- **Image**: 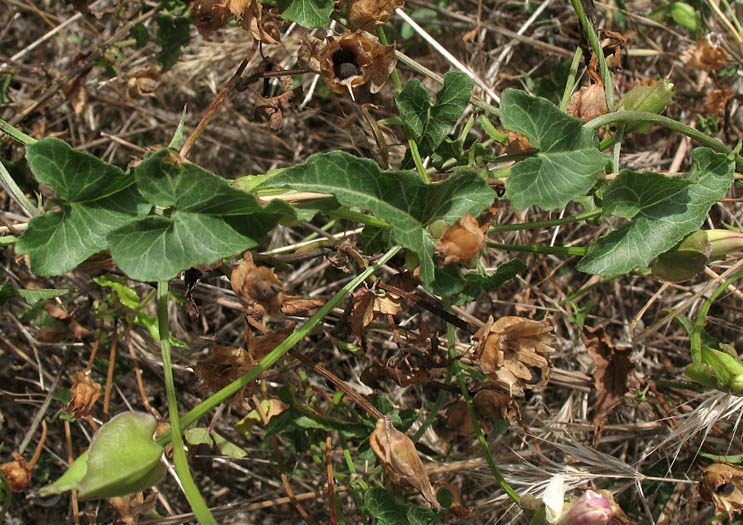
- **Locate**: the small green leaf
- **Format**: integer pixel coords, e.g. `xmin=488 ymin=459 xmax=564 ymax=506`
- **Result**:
xmin=399 ymin=73 xmax=474 ymax=168
xmin=279 ymin=0 xmax=334 ymax=28
xmin=258 ymin=151 xmax=495 ymax=289
xmin=211 ymin=432 xmax=248 ymax=459
xmin=456 ymin=259 xmax=527 ymax=305
xmin=16 ymin=138 xmax=150 ymax=276
xmin=500 ymin=89 xmax=607 ymax=211
xmin=0 ymin=74 xmax=12 ymax=105
xmin=17 ymin=288 xmax=71 ymax=306
xmin=577 ymin=148 xmax=734 ymax=275
xmin=364 ymin=487 xmax=409 ymax=525
xmin=130 ymin=23 xmax=150 ymax=48
xmin=156 ymin=16 xmax=191 ymax=72
xmin=93 ymin=275 xmax=142 ymax=310
xmin=395 ymin=80 xmax=431 ymax=142
xmin=184 ymin=427 xmax=214 ymax=447
xmin=670 ymin=2 xmax=700 ymax=33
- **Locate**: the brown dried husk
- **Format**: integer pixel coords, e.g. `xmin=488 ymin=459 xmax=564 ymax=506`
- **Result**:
xmin=435 ymin=212 xmax=485 ymax=265
xmin=699 ymin=463 xmax=743 ymax=517
xmin=475 ymin=316 xmax=554 ymax=396
xmin=301 ymin=31 xmax=396 ymax=95
xmin=370 ymin=417 xmax=439 ymax=507
xmin=347 ymin=0 xmax=404 ymax=32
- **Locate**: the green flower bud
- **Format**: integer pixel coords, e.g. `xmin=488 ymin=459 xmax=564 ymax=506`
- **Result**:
xmin=706 ymin=229 xmax=743 ymax=259
xmin=652 ymin=230 xmax=710 ymax=282
xmin=670 ymin=2 xmax=701 ymax=33
xmin=618 ymin=81 xmax=675 ymax=133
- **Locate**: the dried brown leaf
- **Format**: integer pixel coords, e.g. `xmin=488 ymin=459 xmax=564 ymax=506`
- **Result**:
xmin=699 ymin=463 xmax=743 ymax=517
xmin=231 ymin=252 xmax=285 ymax=316
xmin=582 ymin=325 xmax=633 ymax=447
xmin=347 ymin=0 xmax=404 ymax=32
xmin=192 ymin=0 xmax=232 ymax=36
xmin=473 ymin=387 xmax=520 ymax=423
xmin=193 ymin=345 xmax=254 ymax=401
xmin=238 ymin=0 xmax=283 ymax=44
xmin=704 ymin=86 xmax=734 ymax=117
xmin=505 ymin=130 xmax=535 ymax=155
xmin=280 ymin=296 xmax=324 ymax=316
xmin=567 ymin=83 xmax=608 ymax=123
xmin=681 ymin=34 xmax=728 ymax=71
xmin=248 ymin=328 xmax=292 ymax=362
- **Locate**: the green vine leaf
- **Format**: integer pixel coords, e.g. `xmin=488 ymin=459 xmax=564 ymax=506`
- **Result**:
xmin=279 ymin=0 xmax=334 ymax=28
xmin=258 ymin=151 xmax=495 ymax=291
xmin=155 ymin=15 xmax=191 ymax=72
xmin=15 ymin=138 xmax=150 ymax=276
xmin=398 ymin=72 xmax=474 ymax=168
xmin=577 ymin=148 xmax=734 ymax=276
xmin=107 ymin=150 xmax=295 ymax=282
xmin=602 ymin=170 xmax=693 ymax=218
xmin=500 ymin=89 xmax=607 ymax=211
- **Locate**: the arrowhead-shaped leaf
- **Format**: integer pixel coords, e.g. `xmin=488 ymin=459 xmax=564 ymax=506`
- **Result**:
xmin=398 ymin=72 xmax=474 ymax=168
xmin=108 ymin=151 xmax=294 ymax=281
xmin=16 ymin=138 xmax=150 ymax=276
xmin=279 ymin=0 xmax=334 ymax=28
xmin=258 ymin=151 xmax=495 ymax=290
xmin=602 ymin=170 xmax=692 ymax=218
xmin=500 ymin=89 xmax=607 ymax=211
xmin=577 ymin=148 xmax=734 ymax=275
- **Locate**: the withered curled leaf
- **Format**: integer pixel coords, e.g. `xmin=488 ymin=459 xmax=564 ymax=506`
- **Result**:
xmin=231 ymin=252 xmax=285 ymax=317
xmin=191 ymin=0 xmax=232 ymax=36
xmin=473 ymin=386 xmax=520 ymax=423
xmin=0 ymin=452 xmax=32 ymax=493
xmin=699 ymin=463 xmax=743 ymax=517
xmin=567 ymin=83 xmax=608 ymax=123
xmin=347 ymin=0 xmax=404 ymax=32
xmin=65 ymin=371 xmax=102 ymax=419
xmin=582 ymin=325 xmax=633 ymax=447
xmin=475 ymin=316 xmax=554 ymax=396
xmin=681 ymin=33 xmax=728 ymax=71
xmin=370 ymin=417 xmax=439 ymax=508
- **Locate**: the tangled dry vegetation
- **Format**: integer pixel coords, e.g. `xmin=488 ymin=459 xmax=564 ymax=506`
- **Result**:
xmin=2 ymin=0 xmax=743 ymax=523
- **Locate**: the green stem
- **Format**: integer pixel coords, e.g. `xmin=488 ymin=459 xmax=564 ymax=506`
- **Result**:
xmin=559 ymin=47 xmax=583 ymax=112
xmin=487 ymin=242 xmax=587 ymax=256
xmin=691 ymin=269 xmax=743 ymax=362
xmin=586 ymin=111 xmax=743 ymax=169
xmin=408 ymin=139 xmax=430 ymax=183
xmin=157 ymin=281 xmax=216 ymax=525
xmin=453 ymin=362 xmax=521 ymax=506
xmin=0 ymin=160 xmax=39 ymax=217
xmin=328 ymin=208 xmax=390 ymax=229
xmin=412 ymin=311 xmax=457 ymax=443
xmin=377 ymin=28 xmax=402 ymax=94
xmin=488 ymin=209 xmax=602 ymax=233
xmin=156 ymin=246 xmax=402 ymax=445
xmin=0 ymin=118 xmax=36 ymax=146
xmin=570 ymin=0 xmax=614 ymax=111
